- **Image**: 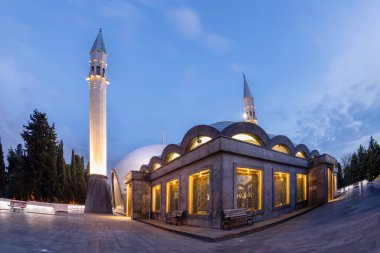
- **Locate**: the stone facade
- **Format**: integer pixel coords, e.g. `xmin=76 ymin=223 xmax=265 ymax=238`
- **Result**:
xmin=123 ymin=128 xmax=337 ymax=229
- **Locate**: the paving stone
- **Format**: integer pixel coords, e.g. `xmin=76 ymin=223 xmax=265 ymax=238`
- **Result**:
xmin=0 ymin=180 xmax=379 ymax=253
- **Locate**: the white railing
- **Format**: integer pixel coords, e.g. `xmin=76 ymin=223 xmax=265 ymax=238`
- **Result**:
xmin=0 ymin=198 xmax=85 ymax=214
xmin=68 ymin=205 xmax=85 ymax=214
xmin=336 ymin=179 xmax=369 ymax=196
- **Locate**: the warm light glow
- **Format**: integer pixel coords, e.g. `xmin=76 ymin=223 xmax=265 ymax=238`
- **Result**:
xmin=232 ymin=133 xmax=263 ymax=146
xmin=152 ymin=185 xmax=161 ymax=212
xmin=272 ymin=144 xmax=291 ymax=154
xmin=188 ymin=170 xmax=209 ymax=215
xmin=274 ymin=172 xmax=290 ymax=207
xmin=296 ymin=174 xmax=307 ymax=202
xmin=236 ymin=168 xmax=262 ymax=210
xmin=165 ymin=152 xmax=180 ymax=164
xmin=295 ymin=151 xmax=307 ymax=159
xmin=151 ymin=163 xmax=161 ymax=171
xmin=188 ymin=136 xmax=212 ymax=151
xmin=166 ymin=179 xmax=179 ymax=212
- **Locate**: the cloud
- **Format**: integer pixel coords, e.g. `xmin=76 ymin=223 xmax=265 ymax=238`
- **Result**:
xmin=99 ymin=0 xmax=145 ymax=22
xmin=167 ymin=7 xmax=230 ymax=53
xmin=290 ymin=0 xmax=380 ymax=158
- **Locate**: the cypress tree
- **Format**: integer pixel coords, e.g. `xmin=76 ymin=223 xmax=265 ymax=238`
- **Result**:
xmin=21 ymin=110 xmax=58 ymax=201
xmin=56 ymin=140 xmax=67 ymax=202
xmin=367 ymin=137 xmax=380 ymax=181
xmin=75 ymin=155 xmax=86 ymax=204
xmin=65 ymin=164 xmax=71 ymax=203
xmin=69 ymin=150 xmax=77 ymax=203
xmin=7 ymin=144 xmax=26 ymax=200
xmin=350 ymin=153 xmax=359 ymax=183
xmin=357 ymin=145 xmax=366 ymax=182
xmin=0 ymin=138 xmax=6 ymax=197
xmin=85 ymin=161 xmax=90 ymax=185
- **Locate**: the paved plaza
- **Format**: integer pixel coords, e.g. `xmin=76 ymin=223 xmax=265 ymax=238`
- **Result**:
xmin=1 ymin=180 xmax=379 ymax=253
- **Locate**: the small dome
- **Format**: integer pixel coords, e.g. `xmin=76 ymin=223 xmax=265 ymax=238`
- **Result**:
xmin=112 ymin=144 xmax=166 ymax=194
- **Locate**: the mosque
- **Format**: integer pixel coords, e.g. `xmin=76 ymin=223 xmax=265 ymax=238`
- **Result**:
xmin=87 ymin=29 xmax=338 ymax=228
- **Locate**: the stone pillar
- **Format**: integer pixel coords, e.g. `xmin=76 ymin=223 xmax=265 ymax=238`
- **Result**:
xmin=84 ymin=175 xmax=113 ymax=214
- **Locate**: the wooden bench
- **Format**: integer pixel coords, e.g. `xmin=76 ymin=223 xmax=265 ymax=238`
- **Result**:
xmin=165 ymin=210 xmax=185 ymax=225
xmin=221 ymin=208 xmax=254 ymax=230
xmin=9 ymin=200 xmax=27 ymax=213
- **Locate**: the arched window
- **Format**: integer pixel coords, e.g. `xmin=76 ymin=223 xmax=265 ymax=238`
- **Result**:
xmin=151 ymin=163 xmax=161 ymax=171
xmin=295 ymin=151 xmax=307 ymax=159
xmin=187 ymin=136 xmax=212 ymax=151
xmin=232 ymin=133 xmax=263 ymax=146
xmin=165 ymin=152 xmax=180 ymax=164
xmin=272 ymin=144 xmax=291 ymax=154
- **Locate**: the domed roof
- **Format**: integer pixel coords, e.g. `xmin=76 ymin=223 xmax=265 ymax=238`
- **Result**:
xmin=112 ymin=144 xmax=167 ymax=194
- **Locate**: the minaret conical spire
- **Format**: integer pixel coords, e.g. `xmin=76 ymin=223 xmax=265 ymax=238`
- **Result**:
xmin=91 ymin=28 xmax=107 ymax=53
xmin=243 ymin=74 xmax=252 ymax=98
xmin=243 ymin=74 xmax=258 ymax=125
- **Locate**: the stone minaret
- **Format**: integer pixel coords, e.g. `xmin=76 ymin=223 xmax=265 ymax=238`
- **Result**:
xmin=243 ymin=74 xmax=258 ymax=124
xmin=84 ymin=29 xmax=112 ymax=214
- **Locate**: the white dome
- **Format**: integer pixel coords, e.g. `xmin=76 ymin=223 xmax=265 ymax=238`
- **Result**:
xmin=112 ymin=144 xmax=167 ymax=194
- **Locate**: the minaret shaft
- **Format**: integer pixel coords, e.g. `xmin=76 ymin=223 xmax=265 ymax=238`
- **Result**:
xmin=89 ymin=76 xmax=107 ymax=175
xmin=85 ymin=29 xmax=112 ymax=214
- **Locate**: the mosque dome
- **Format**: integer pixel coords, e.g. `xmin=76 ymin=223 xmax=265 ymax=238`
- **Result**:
xmin=111 ymin=144 xmax=166 ymax=214
xmin=112 ymin=144 xmax=166 ymax=193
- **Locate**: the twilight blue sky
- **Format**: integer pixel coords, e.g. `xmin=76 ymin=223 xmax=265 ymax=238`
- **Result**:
xmin=0 ymin=0 xmax=379 ymax=171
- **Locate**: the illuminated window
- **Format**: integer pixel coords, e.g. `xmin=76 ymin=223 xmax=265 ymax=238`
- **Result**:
xmin=274 ymin=172 xmax=290 ymax=207
xmin=296 ymin=174 xmax=307 ymax=202
xmin=166 ymin=180 xmax=179 ymax=212
xmin=151 ymin=163 xmax=161 ymax=171
xmin=232 ymin=133 xmax=262 ymax=146
xmin=165 ymin=152 xmax=180 ymax=164
xmin=152 ymin=185 xmax=161 ymax=212
xmin=295 ymin=151 xmax=307 ymax=159
xmin=188 ymin=136 xmax=212 ymax=151
xmin=236 ymin=168 xmax=262 ymax=210
xmin=188 ymin=170 xmax=209 ymax=214
xmin=272 ymin=144 xmax=291 ymax=154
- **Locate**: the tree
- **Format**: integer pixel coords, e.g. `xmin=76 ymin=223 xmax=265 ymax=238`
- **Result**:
xmin=357 ymin=145 xmax=367 ymax=182
xmin=75 ymin=155 xmax=86 ymax=204
xmin=337 ymin=163 xmax=344 ymax=189
xmin=64 ymin=163 xmax=71 ymax=202
xmin=366 ymin=136 xmax=380 ymax=181
xmin=56 ymin=140 xmax=67 ymax=202
xmin=85 ymin=161 xmax=90 ymax=185
xmin=0 ymin=138 xmax=6 ymax=197
xmin=7 ymin=144 xmax=26 ymax=200
xmin=21 ymin=110 xmax=58 ymax=201
xmin=69 ymin=150 xmax=77 ymax=203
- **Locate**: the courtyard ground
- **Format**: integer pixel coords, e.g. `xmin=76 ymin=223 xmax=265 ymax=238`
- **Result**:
xmin=0 ymin=180 xmax=379 ymax=253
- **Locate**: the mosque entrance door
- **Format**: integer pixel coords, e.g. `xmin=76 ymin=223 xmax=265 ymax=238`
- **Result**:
xmin=126 ymin=183 xmax=132 ymax=217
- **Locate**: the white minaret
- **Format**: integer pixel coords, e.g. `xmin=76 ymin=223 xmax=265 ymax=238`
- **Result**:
xmin=243 ymin=74 xmax=258 ymax=124
xmin=89 ymin=28 xmax=108 ymax=176
xmin=85 ymin=29 xmax=112 ymax=214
